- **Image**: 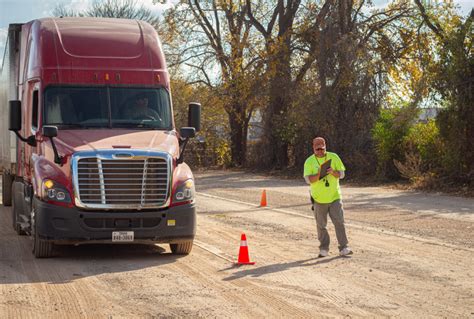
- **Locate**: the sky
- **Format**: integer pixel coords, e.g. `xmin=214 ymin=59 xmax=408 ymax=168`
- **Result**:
xmin=0 ymin=0 xmax=472 ymax=66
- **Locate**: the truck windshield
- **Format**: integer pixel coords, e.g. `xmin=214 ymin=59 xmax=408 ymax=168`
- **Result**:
xmin=43 ymin=87 xmax=172 ymax=129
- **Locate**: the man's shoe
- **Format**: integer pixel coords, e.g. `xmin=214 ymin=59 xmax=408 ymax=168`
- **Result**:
xmin=339 ymin=247 xmax=353 ymax=256
xmin=318 ymin=249 xmax=329 ymax=258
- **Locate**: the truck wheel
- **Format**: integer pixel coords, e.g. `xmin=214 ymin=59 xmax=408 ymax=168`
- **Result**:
xmin=170 ymin=240 xmax=193 ymax=255
xmin=11 ymin=190 xmax=26 ymax=235
xmin=32 ymin=209 xmax=55 ymax=258
xmin=2 ymin=172 xmax=13 ymax=206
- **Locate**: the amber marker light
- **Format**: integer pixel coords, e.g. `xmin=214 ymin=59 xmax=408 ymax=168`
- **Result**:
xmin=44 ymin=180 xmax=54 ymax=189
xmin=105 ymin=73 xmax=110 ymax=81
xmin=155 ymin=74 xmax=161 ymax=82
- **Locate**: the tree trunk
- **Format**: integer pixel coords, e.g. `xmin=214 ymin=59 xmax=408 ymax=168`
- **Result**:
xmin=261 ymin=41 xmax=292 ymax=169
xmin=228 ymin=103 xmax=247 ymax=166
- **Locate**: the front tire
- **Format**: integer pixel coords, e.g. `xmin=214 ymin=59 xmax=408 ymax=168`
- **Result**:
xmin=32 ymin=208 xmax=55 ymax=258
xmin=170 ymin=240 xmax=193 ymax=255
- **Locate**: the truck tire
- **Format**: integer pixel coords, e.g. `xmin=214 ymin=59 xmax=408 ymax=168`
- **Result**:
xmin=170 ymin=240 xmax=193 ymax=255
xmin=2 ymin=172 xmax=13 ymax=206
xmin=33 ymin=231 xmax=55 ymax=258
xmin=32 ymin=208 xmax=55 ymax=258
xmin=11 ymin=193 xmax=27 ymax=235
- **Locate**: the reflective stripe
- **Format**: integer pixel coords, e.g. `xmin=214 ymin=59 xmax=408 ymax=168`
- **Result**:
xmin=240 ymin=240 xmax=247 ymax=246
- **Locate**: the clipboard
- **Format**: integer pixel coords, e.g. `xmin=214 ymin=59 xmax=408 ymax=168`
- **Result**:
xmin=318 ymin=159 xmax=332 ymax=179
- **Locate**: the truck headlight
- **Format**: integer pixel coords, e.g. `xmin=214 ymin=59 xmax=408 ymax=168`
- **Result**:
xmin=42 ymin=179 xmax=71 ymax=203
xmin=173 ymin=179 xmax=195 ymax=203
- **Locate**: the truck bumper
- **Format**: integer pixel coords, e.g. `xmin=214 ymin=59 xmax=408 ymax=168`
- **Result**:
xmin=33 ymin=198 xmax=196 ymax=245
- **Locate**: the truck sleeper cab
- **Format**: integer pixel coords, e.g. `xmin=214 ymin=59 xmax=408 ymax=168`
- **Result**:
xmin=1 ymin=17 xmax=201 ymax=257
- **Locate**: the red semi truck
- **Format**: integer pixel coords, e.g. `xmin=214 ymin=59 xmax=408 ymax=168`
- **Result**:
xmin=0 ymin=17 xmax=201 ymax=257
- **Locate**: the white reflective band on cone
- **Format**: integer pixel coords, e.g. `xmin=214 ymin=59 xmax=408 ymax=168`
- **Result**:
xmin=240 ymin=240 xmax=248 ymax=246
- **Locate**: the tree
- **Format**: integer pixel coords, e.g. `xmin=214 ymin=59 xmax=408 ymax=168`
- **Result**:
xmin=309 ymin=1 xmax=414 ymax=172
xmin=245 ymin=0 xmax=411 ymax=171
xmin=246 ymin=0 xmax=311 ymax=169
xmin=163 ymin=1 xmax=264 ymax=166
xmin=53 ymin=0 xmax=160 ymax=29
xmin=413 ymin=1 xmax=473 ymax=182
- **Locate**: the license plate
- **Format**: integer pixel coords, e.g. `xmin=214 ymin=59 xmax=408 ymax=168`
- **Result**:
xmin=112 ymin=231 xmax=134 ymax=242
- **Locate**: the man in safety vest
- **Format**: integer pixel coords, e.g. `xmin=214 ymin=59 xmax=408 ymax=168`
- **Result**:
xmin=304 ymin=137 xmax=353 ymax=257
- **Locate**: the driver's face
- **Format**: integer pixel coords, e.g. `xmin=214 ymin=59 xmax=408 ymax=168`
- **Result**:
xmin=136 ymin=97 xmax=148 ymax=107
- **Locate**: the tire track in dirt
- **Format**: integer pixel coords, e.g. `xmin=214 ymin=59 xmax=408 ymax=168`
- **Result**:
xmin=198 ymin=192 xmax=474 ymax=252
xmin=194 ymin=208 xmax=372 ymax=317
xmin=196 ymin=193 xmax=473 ymax=317
xmin=171 ymin=251 xmax=316 ymax=318
xmin=0 ymin=205 xmax=123 ymax=318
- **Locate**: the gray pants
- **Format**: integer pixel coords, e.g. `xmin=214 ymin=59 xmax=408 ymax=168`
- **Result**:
xmin=313 ymin=199 xmax=348 ymax=251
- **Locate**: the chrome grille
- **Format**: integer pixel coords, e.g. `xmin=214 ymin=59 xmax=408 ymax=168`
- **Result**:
xmin=73 ymin=151 xmax=171 ymax=209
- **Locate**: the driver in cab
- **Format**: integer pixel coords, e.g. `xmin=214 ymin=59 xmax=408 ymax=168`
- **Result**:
xmin=123 ymin=93 xmax=160 ymax=121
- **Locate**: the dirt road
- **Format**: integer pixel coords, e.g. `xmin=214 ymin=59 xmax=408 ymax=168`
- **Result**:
xmin=1 ymin=170 xmax=473 ymax=318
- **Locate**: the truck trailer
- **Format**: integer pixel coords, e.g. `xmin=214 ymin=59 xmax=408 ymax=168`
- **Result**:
xmin=0 ymin=17 xmax=201 ymax=258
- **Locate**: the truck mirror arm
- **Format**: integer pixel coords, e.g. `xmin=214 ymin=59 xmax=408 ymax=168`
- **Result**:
xmin=48 ymin=137 xmax=64 ymax=166
xmin=13 ymin=131 xmax=37 ymax=147
xmin=177 ymin=137 xmax=189 ymax=165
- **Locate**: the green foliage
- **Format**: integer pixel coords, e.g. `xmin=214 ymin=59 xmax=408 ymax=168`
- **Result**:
xmin=372 ymin=106 xmax=418 ymax=178
xmin=406 ymin=120 xmax=442 ymax=168
xmin=413 ymin=1 xmax=473 ymax=184
xmin=171 ymin=77 xmax=234 ymax=168
xmin=401 ymin=119 xmax=446 ymax=179
xmin=214 ymin=141 xmax=232 ymax=167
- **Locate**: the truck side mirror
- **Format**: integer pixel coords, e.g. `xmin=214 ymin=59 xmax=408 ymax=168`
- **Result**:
xmin=9 ymin=100 xmax=21 ymax=131
xmin=9 ymin=100 xmax=36 ymax=146
xmin=188 ymin=102 xmax=201 ymax=132
xmin=177 ymin=127 xmax=196 ymax=165
xmin=42 ymin=125 xmax=62 ymax=165
xmin=42 ymin=125 xmax=58 ymax=138
xmin=179 ymin=127 xmax=196 ymax=139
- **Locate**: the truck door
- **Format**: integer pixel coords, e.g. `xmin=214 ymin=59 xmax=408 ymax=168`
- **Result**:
xmin=23 ymin=80 xmax=40 ymax=182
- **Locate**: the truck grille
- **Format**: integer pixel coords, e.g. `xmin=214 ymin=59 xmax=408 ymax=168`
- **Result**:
xmin=73 ymin=152 xmax=170 ymax=209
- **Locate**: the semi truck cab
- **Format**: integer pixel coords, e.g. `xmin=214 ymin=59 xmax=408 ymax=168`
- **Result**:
xmin=1 ymin=17 xmax=201 ymax=257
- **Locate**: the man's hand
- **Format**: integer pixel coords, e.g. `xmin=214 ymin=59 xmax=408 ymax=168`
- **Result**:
xmin=307 ymin=173 xmax=319 ymax=183
xmin=327 ymin=167 xmax=340 ymax=178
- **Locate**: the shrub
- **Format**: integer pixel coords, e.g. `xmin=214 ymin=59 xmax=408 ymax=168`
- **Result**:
xmin=372 ymin=106 xmax=417 ymax=179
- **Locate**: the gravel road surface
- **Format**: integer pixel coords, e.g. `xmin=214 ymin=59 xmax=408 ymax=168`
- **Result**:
xmin=1 ymin=170 xmax=472 ymax=318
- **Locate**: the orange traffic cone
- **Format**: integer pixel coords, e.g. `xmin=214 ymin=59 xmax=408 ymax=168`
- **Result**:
xmin=236 ymin=233 xmax=255 ymax=265
xmin=259 ymin=189 xmax=267 ymax=207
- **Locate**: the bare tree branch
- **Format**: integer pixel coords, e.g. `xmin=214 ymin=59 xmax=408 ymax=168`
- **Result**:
xmin=245 ymin=0 xmax=270 ymax=37
xmin=413 ymin=0 xmax=444 ymax=40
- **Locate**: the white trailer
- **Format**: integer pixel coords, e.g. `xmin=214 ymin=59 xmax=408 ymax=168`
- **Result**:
xmin=1 ymin=24 xmax=22 ymax=206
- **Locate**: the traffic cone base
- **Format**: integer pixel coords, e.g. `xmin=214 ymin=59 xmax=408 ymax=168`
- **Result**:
xmin=259 ymin=189 xmax=267 ymax=207
xmin=236 ymin=233 xmax=255 ymax=265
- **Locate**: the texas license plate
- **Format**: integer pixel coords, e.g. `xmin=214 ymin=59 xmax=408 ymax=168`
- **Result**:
xmin=112 ymin=231 xmax=134 ymax=242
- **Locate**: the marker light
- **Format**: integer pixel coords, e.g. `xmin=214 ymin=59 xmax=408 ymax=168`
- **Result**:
xmin=105 ymin=73 xmax=110 ymax=81
xmin=42 ymin=180 xmax=71 ymax=203
xmin=44 ymin=179 xmax=54 ymax=189
xmin=173 ymin=179 xmax=195 ymax=203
